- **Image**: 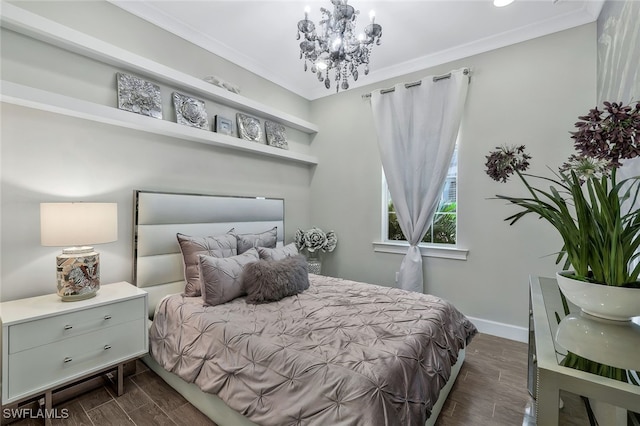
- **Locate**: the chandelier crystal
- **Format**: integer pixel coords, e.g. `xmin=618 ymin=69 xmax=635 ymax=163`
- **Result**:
xmin=296 ymin=0 xmax=382 ymax=92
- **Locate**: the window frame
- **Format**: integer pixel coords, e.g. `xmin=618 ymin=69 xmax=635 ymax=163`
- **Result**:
xmin=376 ymin=146 xmax=468 ymax=261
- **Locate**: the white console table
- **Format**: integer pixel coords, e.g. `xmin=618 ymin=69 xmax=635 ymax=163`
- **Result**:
xmin=529 ymin=276 xmax=640 ymax=425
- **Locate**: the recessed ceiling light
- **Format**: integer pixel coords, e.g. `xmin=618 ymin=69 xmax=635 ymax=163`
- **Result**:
xmin=494 ymin=0 xmax=515 ymax=7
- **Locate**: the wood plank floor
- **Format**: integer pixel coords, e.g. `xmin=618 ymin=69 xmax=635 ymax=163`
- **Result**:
xmin=436 ymin=333 xmax=588 ymax=426
xmin=7 ymin=333 xmax=591 ymax=425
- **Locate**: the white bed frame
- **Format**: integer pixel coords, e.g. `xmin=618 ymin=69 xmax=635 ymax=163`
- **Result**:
xmin=133 ymin=190 xmax=465 ymax=426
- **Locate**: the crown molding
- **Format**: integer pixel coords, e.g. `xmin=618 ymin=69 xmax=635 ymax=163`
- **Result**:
xmin=107 ymin=1 xmax=313 ymax=99
xmin=306 ymin=2 xmax=603 ymax=100
xmin=109 ymin=1 xmax=603 ymax=101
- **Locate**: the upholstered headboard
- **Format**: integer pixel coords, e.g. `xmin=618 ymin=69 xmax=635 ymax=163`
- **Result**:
xmin=133 ymin=190 xmax=284 ymax=317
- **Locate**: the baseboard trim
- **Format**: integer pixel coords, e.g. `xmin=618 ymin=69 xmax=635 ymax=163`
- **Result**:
xmin=467 ymin=316 xmax=528 ymax=343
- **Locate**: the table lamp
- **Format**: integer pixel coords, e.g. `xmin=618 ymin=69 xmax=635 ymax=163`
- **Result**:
xmin=40 ymin=202 xmax=118 ymax=301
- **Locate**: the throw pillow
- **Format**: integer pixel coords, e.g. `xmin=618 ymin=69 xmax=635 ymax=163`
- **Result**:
xmin=199 ymin=248 xmax=259 ymax=306
xmin=177 ymin=232 xmax=237 ymax=297
xmin=257 ymin=242 xmax=299 ymax=261
xmin=242 ymin=255 xmax=309 ymax=304
xmin=235 ymin=226 xmax=277 ymax=254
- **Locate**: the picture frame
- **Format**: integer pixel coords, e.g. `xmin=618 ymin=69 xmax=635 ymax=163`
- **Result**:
xmin=172 ymin=92 xmax=209 ymax=130
xmin=236 ymin=113 xmax=262 ymax=142
xmin=265 ymin=120 xmax=288 ymax=150
xmin=116 ymin=73 xmax=162 ymax=119
xmin=215 ymin=115 xmax=233 ymax=135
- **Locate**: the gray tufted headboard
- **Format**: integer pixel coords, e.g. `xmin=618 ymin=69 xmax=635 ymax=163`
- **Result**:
xmin=133 ymin=190 xmax=284 ymax=317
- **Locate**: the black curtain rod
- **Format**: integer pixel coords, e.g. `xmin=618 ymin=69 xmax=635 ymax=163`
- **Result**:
xmin=362 ymin=68 xmax=470 ymax=99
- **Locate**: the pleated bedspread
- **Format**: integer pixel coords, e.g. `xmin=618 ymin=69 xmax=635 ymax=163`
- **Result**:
xmin=149 ymin=274 xmax=477 ymax=426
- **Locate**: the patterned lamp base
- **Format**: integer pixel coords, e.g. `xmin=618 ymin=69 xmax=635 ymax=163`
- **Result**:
xmin=56 ymin=247 xmax=100 ymax=301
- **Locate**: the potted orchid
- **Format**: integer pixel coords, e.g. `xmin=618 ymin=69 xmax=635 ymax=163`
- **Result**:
xmin=485 ymin=101 xmax=640 ymax=320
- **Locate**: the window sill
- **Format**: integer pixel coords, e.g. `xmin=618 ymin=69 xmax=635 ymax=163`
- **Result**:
xmin=372 ymin=241 xmax=469 ymax=261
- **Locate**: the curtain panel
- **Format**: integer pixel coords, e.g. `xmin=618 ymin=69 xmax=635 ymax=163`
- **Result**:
xmin=371 ymin=68 xmax=469 ymax=293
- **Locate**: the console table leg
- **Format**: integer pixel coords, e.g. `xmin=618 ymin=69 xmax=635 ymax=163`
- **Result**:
xmin=536 ymin=372 xmax=560 ymax=425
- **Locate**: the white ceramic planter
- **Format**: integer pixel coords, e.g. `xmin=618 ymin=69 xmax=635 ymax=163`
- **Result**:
xmin=555 ymin=313 xmax=640 ymax=371
xmin=556 ymin=271 xmax=640 ymax=321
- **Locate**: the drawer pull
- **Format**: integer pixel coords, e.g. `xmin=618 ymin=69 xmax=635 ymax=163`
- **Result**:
xmin=104 ymin=345 xmax=112 ymax=350
xmin=63 ymin=357 xmax=73 ymax=363
xmin=64 ymin=325 xmax=73 ymax=330
xmin=104 ymin=315 xmax=112 ymax=320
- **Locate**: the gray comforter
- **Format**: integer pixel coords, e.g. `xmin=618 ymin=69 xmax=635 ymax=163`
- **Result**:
xmin=149 ymin=274 xmax=477 ymax=426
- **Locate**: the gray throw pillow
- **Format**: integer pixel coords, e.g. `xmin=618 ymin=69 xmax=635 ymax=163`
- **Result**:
xmin=242 ymin=255 xmax=309 ymax=304
xmin=199 ymin=248 xmax=259 ymax=306
xmin=235 ymin=226 xmax=277 ymax=254
xmin=257 ymin=242 xmax=299 ymax=261
xmin=177 ymin=232 xmax=237 ymax=297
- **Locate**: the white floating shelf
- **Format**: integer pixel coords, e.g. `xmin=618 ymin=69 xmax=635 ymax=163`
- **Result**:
xmin=1 ymin=81 xmax=319 ymax=165
xmin=0 ymin=2 xmax=319 ymax=135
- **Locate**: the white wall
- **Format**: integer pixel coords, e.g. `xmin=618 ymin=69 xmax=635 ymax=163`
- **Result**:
xmin=309 ymin=24 xmax=597 ymax=338
xmin=0 ymin=1 xmax=313 ymax=302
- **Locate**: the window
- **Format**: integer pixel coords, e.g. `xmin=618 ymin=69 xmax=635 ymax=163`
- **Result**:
xmin=384 ymin=147 xmax=458 ymax=245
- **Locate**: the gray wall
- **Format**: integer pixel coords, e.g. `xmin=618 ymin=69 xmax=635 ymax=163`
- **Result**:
xmin=0 ymin=1 xmax=313 ymax=302
xmin=597 ymin=0 xmax=640 ymax=104
xmin=309 ymin=24 xmax=597 ymax=335
xmin=7 ymin=1 xmax=312 ymax=118
xmin=0 ymin=1 xmax=601 ymax=339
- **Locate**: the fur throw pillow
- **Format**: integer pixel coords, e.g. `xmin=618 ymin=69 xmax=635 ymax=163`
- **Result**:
xmin=242 ymin=255 xmax=309 ymax=304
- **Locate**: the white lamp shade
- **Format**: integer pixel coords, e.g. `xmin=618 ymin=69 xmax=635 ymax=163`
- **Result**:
xmin=41 ymin=203 xmax=118 ymax=247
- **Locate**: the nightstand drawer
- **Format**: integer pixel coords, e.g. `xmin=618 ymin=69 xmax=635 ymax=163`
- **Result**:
xmin=6 ymin=318 xmax=146 ymax=403
xmin=8 ymin=297 xmax=145 ymax=354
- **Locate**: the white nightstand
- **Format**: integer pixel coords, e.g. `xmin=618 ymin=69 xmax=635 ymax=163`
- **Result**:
xmin=0 ymin=282 xmax=148 ymax=415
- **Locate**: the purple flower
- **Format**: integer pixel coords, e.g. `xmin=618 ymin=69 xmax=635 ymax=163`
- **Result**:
xmin=485 ymin=145 xmax=531 ymax=183
xmin=484 ymin=101 xmax=640 ymax=287
xmin=570 ymin=101 xmax=640 ymax=167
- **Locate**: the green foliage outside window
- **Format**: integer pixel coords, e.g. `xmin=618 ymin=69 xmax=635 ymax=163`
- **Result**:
xmin=387 ymin=201 xmax=457 ymax=244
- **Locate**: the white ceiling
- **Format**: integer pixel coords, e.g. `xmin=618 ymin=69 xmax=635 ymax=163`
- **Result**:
xmin=110 ymin=0 xmax=604 ymax=100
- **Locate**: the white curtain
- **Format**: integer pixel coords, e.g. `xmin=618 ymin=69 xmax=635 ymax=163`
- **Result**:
xmin=371 ymin=68 xmax=469 ymax=293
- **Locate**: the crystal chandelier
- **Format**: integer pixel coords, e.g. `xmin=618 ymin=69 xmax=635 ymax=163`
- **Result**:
xmin=296 ymin=0 xmax=382 ymax=92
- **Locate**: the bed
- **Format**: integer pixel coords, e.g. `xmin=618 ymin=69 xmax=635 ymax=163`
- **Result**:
xmin=133 ymin=190 xmax=477 ymax=426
